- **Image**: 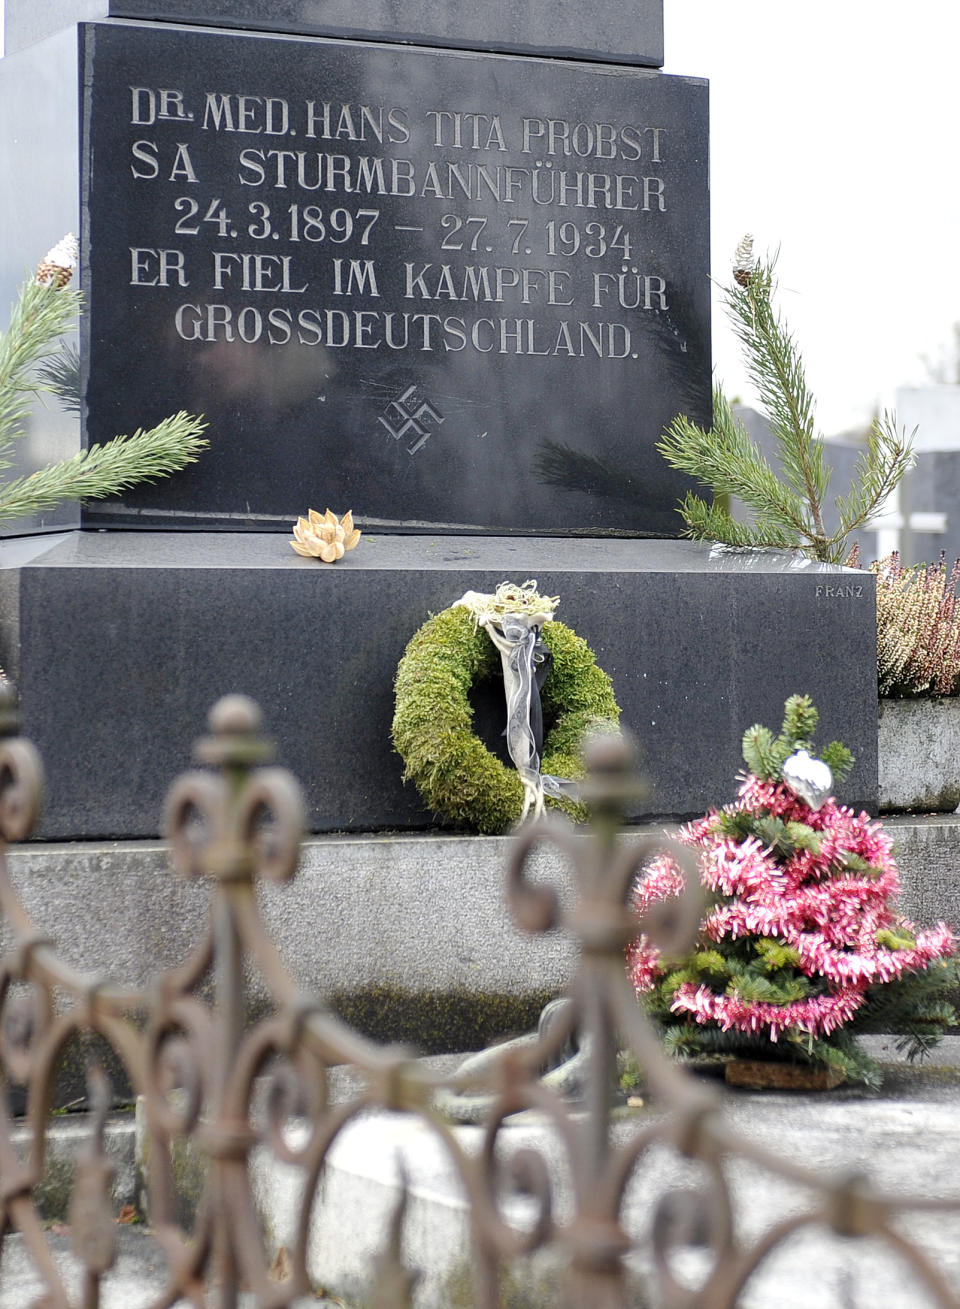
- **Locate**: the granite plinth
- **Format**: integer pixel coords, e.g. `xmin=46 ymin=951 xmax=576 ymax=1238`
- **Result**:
xmin=0 ymin=534 xmax=878 ymax=839
xmin=77 ymin=20 xmax=707 ymax=533
xmin=5 ymin=0 xmax=664 ymax=66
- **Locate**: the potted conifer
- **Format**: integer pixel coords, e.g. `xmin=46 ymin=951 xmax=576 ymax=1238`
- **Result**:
xmin=628 ymin=696 xmax=958 ymax=1088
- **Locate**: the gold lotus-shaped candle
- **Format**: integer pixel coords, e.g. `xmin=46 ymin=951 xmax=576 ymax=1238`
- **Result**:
xmin=290 ymin=508 xmax=361 ymax=562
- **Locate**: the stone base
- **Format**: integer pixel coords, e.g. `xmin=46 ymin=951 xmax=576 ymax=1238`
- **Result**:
xmin=3 ymin=814 xmax=954 ymax=1112
xmin=0 ymin=533 xmax=878 ymax=840
xmin=5 ymin=815 xmax=951 ymax=1006
xmin=879 ymin=697 xmax=960 ymax=813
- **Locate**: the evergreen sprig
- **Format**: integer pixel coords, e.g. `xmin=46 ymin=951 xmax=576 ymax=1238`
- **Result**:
xmin=0 ymin=270 xmax=209 ymax=524
xmin=0 ymin=279 xmax=81 ymax=472
xmin=741 ymin=693 xmax=853 ymax=784
xmin=0 ymin=412 xmax=208 ymax=521
xmin=849 ymin=959 xmax=960 ymax=1062
xmin=34 ymin=341 xmax=82 ymax=414
xmin=820 ymin=740 xmax=855 ymax=782
xmin=658 ymin=247 xmax=915 ymax=563
xmin=802 ymin=1035 xmax=883 ymax=1091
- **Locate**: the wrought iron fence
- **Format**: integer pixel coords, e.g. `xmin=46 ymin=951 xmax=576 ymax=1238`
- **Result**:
xmin=0 ymin=692 xmax=959 ymax=1307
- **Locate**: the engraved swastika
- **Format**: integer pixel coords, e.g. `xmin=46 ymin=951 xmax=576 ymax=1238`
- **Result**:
xmin=378 ymin=384 xmax=445 ymax=456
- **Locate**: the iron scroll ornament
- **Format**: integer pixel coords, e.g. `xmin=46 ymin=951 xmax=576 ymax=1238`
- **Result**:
xmin=1 ymin=697 xmax=960 ymax=1304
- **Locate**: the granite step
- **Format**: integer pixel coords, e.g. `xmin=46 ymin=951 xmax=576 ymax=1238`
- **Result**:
xmin=5 ymin=816 xmax=959 ymax=1011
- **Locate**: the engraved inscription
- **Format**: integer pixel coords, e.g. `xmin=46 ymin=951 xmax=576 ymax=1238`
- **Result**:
xmin=815 ymin=585 xmax=865 ymax=599
xmin=120 ymin=77 xmax=679 ymax=375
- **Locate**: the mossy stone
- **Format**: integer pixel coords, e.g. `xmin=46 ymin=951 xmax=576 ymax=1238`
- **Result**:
xmin=330 ymin=985 xmax=558 ymax=1054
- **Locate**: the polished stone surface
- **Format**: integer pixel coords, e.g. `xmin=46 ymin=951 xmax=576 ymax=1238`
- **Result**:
xmin=0 ymin=534 xmax=878 ymax=839
xmin=79 ymin=20 xmax=708 ymax=533
xmin=5 ymin=0 xmax=664 ymax=65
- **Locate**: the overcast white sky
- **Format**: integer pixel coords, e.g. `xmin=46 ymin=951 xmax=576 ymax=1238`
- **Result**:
xmin=663 ymin=0 xmax=960 ymax=435
xmin=3 ymin=2 xmax=959 ymax=436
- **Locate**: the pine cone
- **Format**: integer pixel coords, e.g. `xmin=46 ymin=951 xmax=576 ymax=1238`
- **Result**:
xmin=36 ymin=233 xmax=79 ymax=288
xmin=732 ymin=233 xmax=755 ymax=287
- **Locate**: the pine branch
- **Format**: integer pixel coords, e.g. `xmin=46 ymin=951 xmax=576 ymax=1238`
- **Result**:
xmin=741 ymin=724 xmax=783 ymax=780
xmin=784 ymin=821 xmax=821 ymax=853
xmin=661 ymin=394 xmax=811 ymax=535
xmin=34 ymin=342 xmax=82 ymax=414
xmin=833 ymin=412 xmax=916 ymax=549
xmin=0 ymin=412 xmax=208 ymax=523
xmin=755 ymin=938 xmax=803 ymax=970
xmin=693 ymin=949 xmax=730 ymax=977
xmin=779 ymin=693 xmax=819 ymax=747
xmin=661 ymin=242 xmax=915 ymax=563
xmin=0 ymin=248 xmax=208 ymax=524
xmin=723 ymin=259 xmax=829 ymax=542
xmin=806 ymin=1037 xmax=883 ymax=1089
xmin=0 ymin=279 xmax=81 ymax=467
xmin=847 ymin=959 xmax=959 ymax=1064
xmin=820 ymin=740 xmax=854 ymax=783
xmin=675 ymin=494 xmax=797 ymax=550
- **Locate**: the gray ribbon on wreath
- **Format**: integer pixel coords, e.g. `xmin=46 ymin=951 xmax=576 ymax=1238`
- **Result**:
xmin=455 ymin=582 xmax=581 ymax=821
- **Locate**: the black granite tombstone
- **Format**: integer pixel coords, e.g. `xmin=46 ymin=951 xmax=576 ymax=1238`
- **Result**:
xmin=0 ymin=2 xmax=883 ymax=837
xmin=2 ymin=6 xmax=705 ymax=534
xmin=78 ymin=21 xmax=708 ymax=531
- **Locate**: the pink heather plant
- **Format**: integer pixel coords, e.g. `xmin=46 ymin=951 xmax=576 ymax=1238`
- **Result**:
xmin=628 ymin=697 xmax=958 ymax=1086
xmin=872 ymin=551 xmax=960 ymax=697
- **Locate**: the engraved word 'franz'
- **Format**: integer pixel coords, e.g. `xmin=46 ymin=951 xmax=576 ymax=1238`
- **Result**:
xmin=815 ymin=584 xmax=865 ymax=599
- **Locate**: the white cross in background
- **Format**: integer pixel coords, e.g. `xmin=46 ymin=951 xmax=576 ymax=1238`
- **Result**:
xmin=866 ymin=478 xmax=946 ymax=562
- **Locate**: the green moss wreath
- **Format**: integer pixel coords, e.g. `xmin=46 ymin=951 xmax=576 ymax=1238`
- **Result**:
xmin=392 ymin=604 xmax=620 ymax=833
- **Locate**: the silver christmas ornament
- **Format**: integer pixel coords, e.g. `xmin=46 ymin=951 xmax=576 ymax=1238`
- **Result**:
xmin=781 ymin=749 xmax=833 ymax=810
